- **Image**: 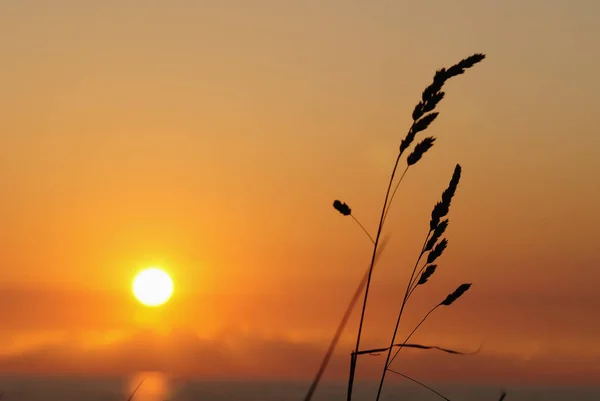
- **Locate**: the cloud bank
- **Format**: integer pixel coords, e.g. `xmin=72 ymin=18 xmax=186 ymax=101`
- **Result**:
xmin=0 ymin=328 xmax=598 ymax=385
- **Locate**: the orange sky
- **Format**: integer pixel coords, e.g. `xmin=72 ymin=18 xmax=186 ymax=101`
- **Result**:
xmin=1 ymin=0 xmax=599 ymax=384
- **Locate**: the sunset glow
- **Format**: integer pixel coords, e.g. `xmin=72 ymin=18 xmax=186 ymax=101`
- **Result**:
xmin=0 ymin=0 xmax=599 ymax=390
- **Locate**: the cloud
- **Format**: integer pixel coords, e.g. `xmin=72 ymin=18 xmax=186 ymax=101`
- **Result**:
xmin=0 ymin=328 xmax=598 ymax=384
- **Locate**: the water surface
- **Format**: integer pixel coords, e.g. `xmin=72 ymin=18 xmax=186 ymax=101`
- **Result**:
xmin=0 ymin=373 xmax=597 ymax=400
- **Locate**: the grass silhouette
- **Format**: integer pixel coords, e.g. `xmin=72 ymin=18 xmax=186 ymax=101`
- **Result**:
xmin=302 ymin=53 xmax=507 ymax=401
xmin=0 ymin=54 xmax=501 ymax=401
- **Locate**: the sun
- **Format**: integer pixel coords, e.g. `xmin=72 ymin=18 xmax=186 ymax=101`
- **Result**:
xmin=132 ymin=267 xmax=174 ymax=307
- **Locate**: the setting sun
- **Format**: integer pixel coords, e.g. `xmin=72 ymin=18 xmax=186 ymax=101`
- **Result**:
xmin=132 ymin=268 xmax=174 ymax=307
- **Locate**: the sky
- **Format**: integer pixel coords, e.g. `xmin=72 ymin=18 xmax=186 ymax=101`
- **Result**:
xmin=0 ymin=0 xmax=599 ymax=385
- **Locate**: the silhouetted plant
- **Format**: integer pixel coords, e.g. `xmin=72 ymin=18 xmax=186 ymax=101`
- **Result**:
xmin=127 ymin=380 xmax=145 ymax=401
xmin=302 ymin=53 xmax=507 ymax=401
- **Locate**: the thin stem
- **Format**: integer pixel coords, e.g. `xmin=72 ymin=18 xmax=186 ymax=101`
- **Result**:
xmin=382 ymin=165 xmax=409 ymax=225
xmin=126 ymin=380 xmax=145 ymax=401
xmin=387 ymin=304 xmax=440 ymax=368
xmin=387 ymin=368 xmax=452 ymax=401
xmin=346 ymin=352 xmax=356 ymax=400
xmin=406 ymin=261 xmax=428 ymax=299
xmin=303 ymin=236 xmax=391 ymax=401
xmin=356 ymin=342 xmax=478 ymax=356
xmin=302 ymin=266 xmax=370 ymax=401
xmin=406 ymin=281 xmax=419 ymax=301
xmin=375 ymin=231 xmax=431 ymax=401
xmin=410 ymin=262 xmax=428 ymax=289
xmin=351 ymin=214 xmax=375 ymax=244
xmin=347 ymin=152 xmax=403 ymax=401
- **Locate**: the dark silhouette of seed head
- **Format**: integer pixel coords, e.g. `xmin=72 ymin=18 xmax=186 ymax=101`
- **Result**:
xmin=427 ymin=238 xmax=447 ymax=264
xmin=305 ymin=52 xmax=487 ymax=401
xmin=445 ymin=53 xmax=486 ymax=79
xmin=418 ymin=264 xmax=437 ymax=285
xmin=440 ymin=283 xmax=472 ymax=306
xmin=412 ymin=112 xmax=439 ymax=135
xmin=430 ymin=164 xmax=461 ymax=230
xmin=407 ymin=137 xmax=436 ymax=166
xmin=420 ymin=70 xmax=445 ymax=104
xmin=429 ymin=201 xmax=445 ymax=231
xmin=430 ymin=200 xmax=452 ymax=230
xmin=408 ymin=52 xmax=485 ymax=143
xmin=411 ymin=92 xmax=445 ymax=126
xmin=425 ymin=219 xmax=448 ymax=252
xmin=413 ymin=54 xmax=485 ymax=122
xmin=400 ymin=113 xmax=439 ymax=154
xmin=333 ymin=200 xmax=351 ymax=216
xmin=422 ymin=91 xmax=445 ymax=115
xmin=442 ymin=164 xmax=462 ymax=205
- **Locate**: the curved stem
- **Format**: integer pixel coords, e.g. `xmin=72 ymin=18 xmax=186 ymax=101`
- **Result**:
xmin=406 ymin=282 xmax=418 ymax=301
xmin=387 ymin=368 xmax=452 ymax=401
xmin=302 ymin=266 xmax=369 ymax=401
xmin=127 ymin=380 xmax=145 ymax=401
xmin=351 ymin=214 xmax=375 ymax=244
xmin=302 ymin=235 xmax=392 ymax=401
xmin=347 ymin=152 xmax=402 ymax=401
xmin=387 ymin=304 xmax=439 ymax=368
xmin=406 ymin=261 xmax=429 ymax=299
xmin=375 ymin=231 xmax=431 ymax=401
xmin=382 ymin=165 xmax=409 ymax=225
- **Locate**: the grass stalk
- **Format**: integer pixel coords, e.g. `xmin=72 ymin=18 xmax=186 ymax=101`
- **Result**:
xmin=347 ymin=150 xmax=407 ymax=401
xmin=387 ymin=368 xmax=452 ymax=401
xmin=306 ymin=52 xmax=486 ymax=401
xmin=407 ymin=261 xmax=430 ymax=299
xmin=382 ymin=166 xmax=409 ymax=225
xmin=387 ymin=305 xmax=439 ymax=368
xmin=302 ymin=236 xmax=392 ymax=401
xmin=302 ymin=265 xmax=370 ymax=401
xmin=351 ymin=214 xmax=375 ymax=244
xmin=375 ymin=231 xmax=431 ymax=400
xmin=387 ymin=282 xmax=474 ymax=370
xmin=126 ymin=379 xmax=145 ymax=401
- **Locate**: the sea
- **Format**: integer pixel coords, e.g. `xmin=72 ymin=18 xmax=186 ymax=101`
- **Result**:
xmin=0 ymin=373 xmax=598 ymax=401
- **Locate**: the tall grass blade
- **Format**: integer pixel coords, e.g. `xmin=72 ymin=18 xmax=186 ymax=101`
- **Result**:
xmin=302 ymin=235 xmax=392 ymax=401
xmin=126 ymin=380 xmax=145 ymax=401
xmin=356 ymin=342 xmax=480 ymax=356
